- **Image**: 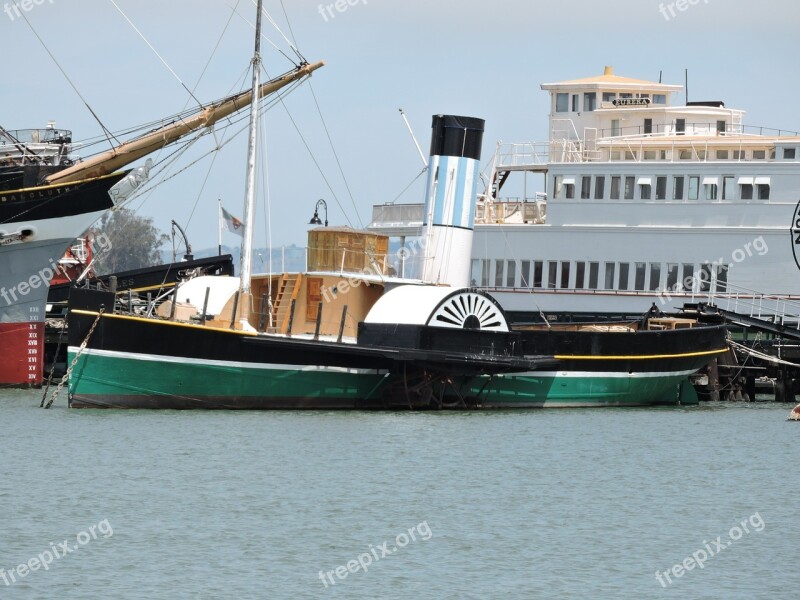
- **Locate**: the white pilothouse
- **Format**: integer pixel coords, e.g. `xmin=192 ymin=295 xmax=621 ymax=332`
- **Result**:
xmin=371 ymin=66 xmax=800 ymax=322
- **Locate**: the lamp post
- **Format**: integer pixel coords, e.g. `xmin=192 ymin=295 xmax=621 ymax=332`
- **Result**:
xmin=309 ymin=198 xmax=328 ymax=227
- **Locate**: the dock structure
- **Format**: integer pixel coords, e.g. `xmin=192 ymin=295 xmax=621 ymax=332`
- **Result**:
xmin=683 ymin=293 xmax=800 ymax=403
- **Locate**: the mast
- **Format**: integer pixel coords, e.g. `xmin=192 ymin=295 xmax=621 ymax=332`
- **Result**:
xmin=237 ymin=0 xmax=264 ymax=327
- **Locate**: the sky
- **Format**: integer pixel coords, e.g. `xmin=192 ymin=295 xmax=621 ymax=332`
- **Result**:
xmin=3 ymin=0 xmax=800 ymax=252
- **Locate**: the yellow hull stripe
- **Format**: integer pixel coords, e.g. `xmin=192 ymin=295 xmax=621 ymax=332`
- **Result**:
xmin=554 ymin=348 xmax=728 ymax=361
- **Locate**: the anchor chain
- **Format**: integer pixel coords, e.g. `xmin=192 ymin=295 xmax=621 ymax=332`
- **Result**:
xmin=43 ymin=307 xmax=104 ymax=409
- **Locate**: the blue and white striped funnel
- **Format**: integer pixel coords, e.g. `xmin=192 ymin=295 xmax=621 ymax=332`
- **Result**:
xmin=421 ymin=114 xmax=485 ymax=286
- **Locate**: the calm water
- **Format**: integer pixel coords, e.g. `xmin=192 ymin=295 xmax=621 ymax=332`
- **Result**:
xmin=0 ymin=389 xmax=797 ymax=599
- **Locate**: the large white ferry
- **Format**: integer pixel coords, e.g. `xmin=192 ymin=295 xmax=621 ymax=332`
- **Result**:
xmin=371 ymin=66 xmax=800 ymax=322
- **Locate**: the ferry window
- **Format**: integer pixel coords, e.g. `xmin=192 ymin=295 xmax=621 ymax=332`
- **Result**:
xmin=575 ymin=262 xmax=586 ymax=288
xmin=565 ymin=181 xmax=575 ymax=199
xmin=757 ymin=184 xmax=770 ymax=200
xmin=554 ymin=175 xmax=563 ymax=199
xmin=666 ymin=263 xmax=679 ymax=291
xmin=520 ymin=260 xmax=531 ymax=288
xmin=717 ymin=120 xmax=726 ymax=134
xmin=676 ymin=119 xmax=686 ymax=135
xmin=547 ymin=261 xmax=558 ymax=289
xmin=480 ymin=259 xmax=490 ymax=287
xmin=507 ymin=260 xmax=517 ymax=288
xmin=653 ymin=94 xmax=667 ymax=105
xmin=770 ymin=148 xmax=776 ymax=159
xmin=660 ymin=150 xmax=668 ymax=160
xmin=697 ymin=150 xmax=706 ymax=161
xmin=644 ymin=119 xmax=653 ymax=135
xmin=560 ymin=262 xmax=571 ymax=288
xmin=634 ymin=262 xmax=647 ymax=291
xmin=604 ymin=263 xmax=616 ymax=290
xmin=588 ymin=262 xmax=599 ymax=289
xmin=703 ymin=177 xmax=719 ymax=200
xmin=624 ymin=176 xmax=635 ymax=200
xmin=556 ymin=93 xmax=568 ymax=113
xmin=656 ymin=176 xmax=667 ymax=200
xmin=603 ymin=92 xmax=616 ymax=103
xmin=640 ymin=182 xmax=652 ymax=200
xmin=716 ymin=264 xmax=729 ymax=293
xmin=572 ymin=95 xmax=579 ymax=112
xmin=688 ymin=176 xmax=700 ymax=201
xmin=699 ymin=263 xmax=712 ymax=293
xmin=716 ymin=149 xmax=729 ymax=160
xmin=753 ymin=150 xmax=766 ymax=160
xmin=722 ymin=176 xmax=735 ymax=200
xmin=610 ymin=151 xmax=621 ymax=161
xmin=679 ymin=149 xmax=693 ymax=160
xmin=584 ymin=93 xmax=597 ymax=112
xmin=471 ymin=259 xmax=481 ymax=286
xmin=618 ymin=263 xmax=630 ymax=290
xmin=610 ymin=176 xmax=621 ymax=199
xmin=649 ymin=263 xmax=662 ymax=291
xmin=643 ymin=150 xmax=656 ymax=160
xmin=494 ymin=260 xmax=505 ymax=287
xmin=733 ymin=150 xmax=745 ymax=160
xmin=624 ymin=150 xmax=637 ymax=161
xmin=581 ymin=176 xmax=591 ymax=199
xmin=619 ymin=93 xmax=633 ymax=99
xmin=638 ymin=94 xmax=651 ymax=101
xmin=594 ymin=176 xmax=605 ymax=200
xmin=533 ymin=261 xmax=543 ymax=288
xmin=682 ymin=264 xmax=695 ymax=291
xmin=673 ymin=176 xmax=685 ymax=200
xmin=784 ymin=148 xmax=796 ymax=159
xmin=740 ymin=183 xmax=754 ymax=200
xmin=611 ymin=120 xmax=620 ymax=137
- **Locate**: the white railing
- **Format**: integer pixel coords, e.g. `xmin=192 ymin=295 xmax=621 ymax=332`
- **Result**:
xmin=701 ymin=282 xmax=800 ymax=328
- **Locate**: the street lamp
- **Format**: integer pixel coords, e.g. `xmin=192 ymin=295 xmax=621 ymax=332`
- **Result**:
xmin=309 ymin=198 xmax=328 ymax=227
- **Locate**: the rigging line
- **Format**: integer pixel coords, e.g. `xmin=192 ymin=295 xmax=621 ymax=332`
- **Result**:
xmin=263 ymin=71 xmax=355 ymax=228
xmin=107 ymin=0 xmax=204 ymax=109
xmin=257 ymin=0 xmax=306 ymax=63
xmin=307 ymin=81 xmax=364 ymax=228
xmin=277 ymin=0 xmax=305 ymax=63
xmin=189 ymin=0 xmax=242 ymax=99
xmin=224 ymin=0 xmax=299 ymax=67
xmin=17 ymin=10 xmax=119 ymax=148
xmin=389 ymin=167 xmax=428 ymax=205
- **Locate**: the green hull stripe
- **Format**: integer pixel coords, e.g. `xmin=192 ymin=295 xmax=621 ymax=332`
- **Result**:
xmin=68 ymin=349 xmax=695 ymax=407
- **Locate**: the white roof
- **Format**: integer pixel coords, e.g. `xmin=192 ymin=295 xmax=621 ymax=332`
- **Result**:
xmin=365 ymin=285 xmax=459 ymax=325
xmin=174 ymin=275 xmax=240 ymax=315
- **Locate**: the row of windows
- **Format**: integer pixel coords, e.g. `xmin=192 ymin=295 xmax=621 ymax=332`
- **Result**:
xmin=555 ymin=92 xmax=667 ymax=113
xmin=555 ymin=174 xmax=771 ymax=201
xmin=606 ymin=147 xmax=794 ymax=161
xmin=473 ymin=259 xmax=729 ymax=294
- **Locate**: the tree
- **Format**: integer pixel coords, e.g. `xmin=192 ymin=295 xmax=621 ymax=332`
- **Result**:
xmin=92 ymin=208 xmax=169 ymax=274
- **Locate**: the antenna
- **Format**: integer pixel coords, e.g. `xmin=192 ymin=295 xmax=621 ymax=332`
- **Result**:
xmin=685 ymin=68 xmax=689 ymax=104
xmin=399 ymin=109 xmax=428 ymax=169
xmin=659 ymin=70 xmax=662 ymax=84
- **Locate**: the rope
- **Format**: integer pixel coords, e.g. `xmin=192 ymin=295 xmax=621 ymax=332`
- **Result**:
xmin=39 ymin=313 xmax=68 ymax=407
xmin=728 ymin=337 xmax=800 ymax=368
xmin=107 ymin=0 xmax=204 ymax=109
xmin=17 ymin=9 xmax=119 ymax=148
xmin=44 ymin=308 xmax=105 ymax=409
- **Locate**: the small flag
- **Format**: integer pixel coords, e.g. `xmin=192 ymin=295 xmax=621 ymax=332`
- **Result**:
xmin=221 ymin=206 xmax=244 ymax=236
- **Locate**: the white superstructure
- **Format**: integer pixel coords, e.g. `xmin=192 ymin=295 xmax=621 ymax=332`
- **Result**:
xmin=371 ymin=66 xmax=800 ymax=321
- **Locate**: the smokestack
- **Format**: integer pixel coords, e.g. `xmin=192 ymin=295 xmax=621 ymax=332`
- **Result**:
xmin=421 ymin=114 xmax=485 ymax=287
